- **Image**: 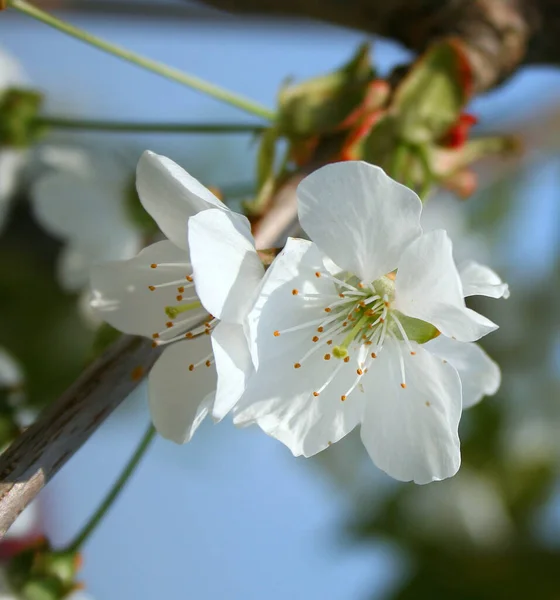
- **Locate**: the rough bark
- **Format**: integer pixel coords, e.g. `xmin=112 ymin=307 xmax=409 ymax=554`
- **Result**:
xmin=0 ymin=336 xmax=160 ymax=539
xmin=196 ymin=0 xmax=554 ymax=92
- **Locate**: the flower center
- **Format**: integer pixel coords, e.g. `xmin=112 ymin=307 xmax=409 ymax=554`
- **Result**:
xmin=147 ymin=261 xmax=215 ymax=372
xmin=273 ymin=269 xmax=438 ymax=401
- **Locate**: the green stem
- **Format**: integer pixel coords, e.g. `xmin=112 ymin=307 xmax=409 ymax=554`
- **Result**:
xmin=8 ymin=0 xmax=275 ymax=121
xmin=65 ymin=423 xmax=156 ymax=553
xmin=35 ymin=116 xmax=268 ymax=134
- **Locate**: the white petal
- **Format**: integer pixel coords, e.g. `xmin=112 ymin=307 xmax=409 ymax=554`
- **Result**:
xmin=395 ymin=230 xmax=498 ymax=342
xmin=360 ymin=339 xmax=462 ymax=484
xmin=425 ymin=336 xmax=501 ymax=408
xmin=0 ymin=348 xmax=22 ymax=387
xmin=148 ymin=337 xmax=215 ymax=444
xmin=234 ymin=238 xmax=364 ymax=456
xmin=211 ymin=321 xmax=253 ymax=421
xmin=0 ymin=47 xmax=27 ymax=87
xmin=32 ymin=169 xmax=136 ymax=245
xmin=297 ymin=161 xmax=422 ymax=282
xmin=189 ymin=209 xmax=263 ymax=324
xmin=90 ymin=241 xmax=206 ymax=337
xmin=57 ymin=245 xmax=91 ymax=291
xmin=459 ymin=260 xmax=510 ymax=299
xmin=245 ymin=237 xmax=329 ymax=369
xmin=136 ymin=151 xmax=224 ymax=249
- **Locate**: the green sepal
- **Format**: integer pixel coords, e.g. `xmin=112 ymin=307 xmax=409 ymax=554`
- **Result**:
xmin=0 ymin=88 xmax=44 ymax=147
xmin=392 ymin=311 xmax=440 ymax=344
xmin=277 ymin=43 xmax=375 ymax=137
xmin=392 ymin=40 xmax=471 ymax=145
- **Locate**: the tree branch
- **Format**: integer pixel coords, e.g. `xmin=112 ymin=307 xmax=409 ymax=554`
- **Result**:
xmin=0 ymin=336 xmax=160 ymax=539
xmin=196 ymin=0 xmax=549 ymax=92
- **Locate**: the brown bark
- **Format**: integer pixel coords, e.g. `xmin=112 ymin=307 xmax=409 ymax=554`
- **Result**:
xmin=0 ymin=336 xmax=160 ymax=539
xmin=196 ymin=0 xmax=554 ymax=92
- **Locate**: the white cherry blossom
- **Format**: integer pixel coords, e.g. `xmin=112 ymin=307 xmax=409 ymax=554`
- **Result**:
xmin=0 ymin=48 xmax=29 ymax=232
xmin=91 ymin=151 xmax=263 ymax=443
xmin=233 ymin=161 xmax=507 ymax=484
xmin=32 ymin=147 xmax=143 ymax=292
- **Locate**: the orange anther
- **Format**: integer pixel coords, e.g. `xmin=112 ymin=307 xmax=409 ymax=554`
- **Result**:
xmin=148 ymin=285 xmax=156 ymax=291
xmin=400 ymin=383 xmax=406 ymax=389
xmin=292 ymin=289 xmax=299 ymax=295
xmin=312 ymin=336 xmax=319 ymax=342
xmin=150 ymin=263 xmax=157 ymax=269
xmin=341 ymin=395 xmax=347 ymax=401
xmin=324 ymin=353 xmax=331 ymax=360
xmin=357 ymin=368 xmax=363 ymax=375
xmin=344 ymin=356 xmax=350 ymax=363
xmin=313 ymin=392 xmax=319 ymax=397
xmin=273 ymin=330 xmax=280 ymax=337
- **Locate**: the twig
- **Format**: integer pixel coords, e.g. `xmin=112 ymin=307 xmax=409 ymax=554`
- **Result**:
xmin=0 ymin=336 xmax=160 ymax=539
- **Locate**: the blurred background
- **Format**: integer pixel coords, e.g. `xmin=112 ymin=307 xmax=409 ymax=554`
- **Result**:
xmin=1 ymin=1 xmax=560 ymax=598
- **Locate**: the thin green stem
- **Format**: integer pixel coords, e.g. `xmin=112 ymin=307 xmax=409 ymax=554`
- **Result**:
xmin=65 ymin=423 xmax=156 ymax=553
xmin=35 ymin=116 xmax=267 ymax=134
xmin=8 ymin=0 xmax=275 ymax=121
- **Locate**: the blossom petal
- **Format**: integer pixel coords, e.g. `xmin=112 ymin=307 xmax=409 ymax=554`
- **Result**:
xmin=234 ymin=238 xmax=364 ymax=456
xmin=0 ymin=347 xmax=22 ymax=387
xmin=459 ymin=260 xmax=510 ymax=299
xmin=32 ymin=170 xmax=137 ymax=244
xmin=395 ymin=230 xmax=498 ymax=342
xmin=360 ymin=339 xmax=462 ymax=484
xmin=211 ymin=322 xmax=253 ymax=421
xmin=425 ymin=336 xmax=501 ymax=408
xmin=90 ymin=241 xmax=206 ymax=338
xmin=189 ymin=209 xmax=263 ymax=324
xmin=297 ymin=161 xmax=422 ymax=282
xmin=136 ymin=151 xmax=224 ymax=249
xmin=149 ymin=337 xmax=215 ymax=444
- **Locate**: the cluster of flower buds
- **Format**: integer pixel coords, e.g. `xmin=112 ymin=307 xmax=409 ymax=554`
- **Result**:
xmin=0 ymin=88 xmax=44 ymax=148
xmin=4 ymin=538 xmax=85 ymax=600
xmin=250 ymin=39 xmax=519 ymax=214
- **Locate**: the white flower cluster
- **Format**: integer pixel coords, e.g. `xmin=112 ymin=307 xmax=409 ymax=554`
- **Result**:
xmin=90 ymin=151 xmax=509 ymax=484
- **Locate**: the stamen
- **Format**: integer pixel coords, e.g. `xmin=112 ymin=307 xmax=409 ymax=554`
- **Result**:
xmin=148 ymin=279 xmax=195 ymax=290
xmin=274 ymin=313 xmax=339 ymax=336
xmin=188 ymin=353 xmax=214 ymax=372
xmin=390 ymin=334 xmax=407 ymax=389
xmin=391 ymin=313 xmax=415 ymax=355
xmin=314 ymin=361 xmax=345 ymax=396
xmin=316 ymin=271 xmax=367 ymax=293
